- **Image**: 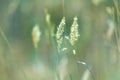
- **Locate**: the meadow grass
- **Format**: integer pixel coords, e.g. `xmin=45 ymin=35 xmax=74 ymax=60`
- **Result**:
xmin=0 ymin=0 xmax=120 ymax=80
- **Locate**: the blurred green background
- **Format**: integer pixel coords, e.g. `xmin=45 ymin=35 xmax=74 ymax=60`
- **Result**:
xmin=0 ymin=0 xmax=120 ymax=80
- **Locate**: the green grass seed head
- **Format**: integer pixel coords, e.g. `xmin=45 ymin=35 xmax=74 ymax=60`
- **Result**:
xmin=32 ymin=24 xmax=41 ymax=48
xmin=56 ymin=17 xmax=65 ymax=50
xmin=70 ymin=16 xmax=80 ymax=46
